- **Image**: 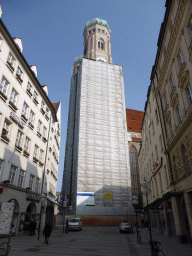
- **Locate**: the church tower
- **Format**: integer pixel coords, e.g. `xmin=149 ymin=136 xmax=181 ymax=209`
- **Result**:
xmin=83 ymin=18 xmax=112 ymax=63
xmin=62 ymin=18 xmax=133 ymax=219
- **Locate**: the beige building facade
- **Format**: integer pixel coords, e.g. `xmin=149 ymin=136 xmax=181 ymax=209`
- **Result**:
xmin=140 ymin=0 xmax=192 ymax=243
xmin=0 ymin=12 xmax=61 ymax=234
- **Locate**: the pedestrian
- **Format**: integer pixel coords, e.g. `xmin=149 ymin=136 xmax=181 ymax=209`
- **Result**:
xmin=65 ymin=219 xmax=69 ymax=233
xmin=141 ymin=219 xmax=144 ymax=227
xmin=43 ymin=222 xmax=52 ymax=245
xmin=28 ymin=220 xmax=33 ymax=236
xmin=32 ymin=220 xmax=36 ymax=235
xmin=145 ymin=221 xmax=149 ymax=231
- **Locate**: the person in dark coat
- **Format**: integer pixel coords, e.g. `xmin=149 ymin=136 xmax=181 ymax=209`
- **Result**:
xmin=32 ymin=220 xmax=36 ymax=235
xmin=28 ymin=220 xmax=33 ymax=236
xmin=43 ymin=222 xmax=52 ymax=244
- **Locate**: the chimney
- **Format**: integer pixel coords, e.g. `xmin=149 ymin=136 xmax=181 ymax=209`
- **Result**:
xmin=30 ymin=65 xmax=37 ymax=77
xmin=42 ymin=85 xmax=48 ymax=96
xmin=0 ymin=4 xmax=3 ymax=18
xmin=13 ymin=38 xmax=23 ymax=52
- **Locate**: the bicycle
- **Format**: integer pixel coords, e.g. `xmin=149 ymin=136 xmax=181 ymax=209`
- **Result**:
xmin=0 ymin=241 xmax=11 ymax=256
xmin=149 ymin=240 xmax=165 ymax=256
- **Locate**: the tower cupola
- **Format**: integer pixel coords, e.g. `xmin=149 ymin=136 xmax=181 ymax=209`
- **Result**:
xmin=83 ymin=18 xmax=112 ymax=63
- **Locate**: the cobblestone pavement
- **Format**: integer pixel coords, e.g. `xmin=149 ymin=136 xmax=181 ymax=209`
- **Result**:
xmin=2 ymin=225 xmax=192 ymax=256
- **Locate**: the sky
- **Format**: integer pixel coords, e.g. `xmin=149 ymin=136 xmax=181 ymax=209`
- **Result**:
xmin=0 ymin=0 xmax=166 ymax=191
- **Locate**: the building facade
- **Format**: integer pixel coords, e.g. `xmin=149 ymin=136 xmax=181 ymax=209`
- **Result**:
xmin=62 ymin=18 xmax=133 ymax=218
xmin=0 ymin=12 xmax=61 ymax=234
xmin=139 ymin=0 xmax=192 ymax=242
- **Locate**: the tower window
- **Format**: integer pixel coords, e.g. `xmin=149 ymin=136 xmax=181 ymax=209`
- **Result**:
xmin=98 ymin=41 xmax=104 ymax=49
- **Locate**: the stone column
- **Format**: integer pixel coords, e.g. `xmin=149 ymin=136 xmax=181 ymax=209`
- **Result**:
xmin=184 ymin=192 xmax=192 ymax=238
xmin=171 ymin=196 xmax=182 ymax=236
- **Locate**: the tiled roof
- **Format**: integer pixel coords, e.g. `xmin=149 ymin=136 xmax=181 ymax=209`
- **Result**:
xmin=52 ymin=103 xmax=58 ymax=109
xmin=126 ymin=108 xmax=144 ymax=133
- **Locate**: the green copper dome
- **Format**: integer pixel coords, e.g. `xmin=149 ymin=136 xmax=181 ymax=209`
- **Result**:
xmin=83 ymin=18 xmax=111 ymax=37
xmin=74 ymin=55 xmax=83 ymax=65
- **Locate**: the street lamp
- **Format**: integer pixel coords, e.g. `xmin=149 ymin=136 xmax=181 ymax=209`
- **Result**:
xmin=141 ymin=180 xmax=153 ymax=253
xmin=132 ymin=195 xmax=139 ymax=243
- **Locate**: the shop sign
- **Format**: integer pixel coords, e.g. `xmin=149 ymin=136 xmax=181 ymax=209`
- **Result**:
xmin=152 ymin=157 xmax=163 ymax=176
xmin=10 ymin=112 xmax=25 ymax=128
xmin=26 ymin=193 xmax=40 ymax=202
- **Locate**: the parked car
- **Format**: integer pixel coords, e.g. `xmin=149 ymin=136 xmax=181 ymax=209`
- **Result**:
xmin=119 ymin=223 xmax=133 ymax=234
xmin=68 ymin=218 xmax=82 ymax=231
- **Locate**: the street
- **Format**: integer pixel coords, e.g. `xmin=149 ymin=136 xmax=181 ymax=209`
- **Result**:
xmin=3 ymin=225 xmax=192 ymax=256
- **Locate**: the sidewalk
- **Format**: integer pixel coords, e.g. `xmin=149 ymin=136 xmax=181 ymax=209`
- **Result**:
xmin=129 ymin=227 xmax=192 ymax=256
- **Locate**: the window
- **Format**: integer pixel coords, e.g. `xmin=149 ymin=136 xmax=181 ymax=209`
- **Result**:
xmin=41 ymin=100 xmax=45 ymax=110
xmin=18 ymin=169 xmax=25 ymax=188
xmin=159 ymin=172 xmax=163 ymax=192
xmin=149 ymin=131 xmax=151 ymax=144
xmin=89 ymin=30 xmax=91 ymax=35
xmin=168 ymin=121 xmax=173 ymax=137
xmin=98 ymin=29 xmax=100 ymax=32
xmin=175 ymin=105 xmax=182 ymax=124
xmin=152 ymin=181 xmax=155 ymax=197
xmin=21 ymin=102 xmax=28 ymax=117
xmin=163 ymin=93 xmax=168 ymax=108
xmin=164 ymin=166 xmax=169 ymax=188
xmin=159 ymin=135 xmax=163 ymax=151
xmin=33 ymin=90 xmax=38 ymax=100
xmin=186 ymin=84 xmax=192 ymax=105
xmin=188 ymin=18 xmax=192 ymax=41
xmin=152 ymin=121 xmax=155 ymax=135
xmin=16 ymin=66 xmax=23 ymax=82
xmin=155 ymin=109 xmax=159 ymax=124
xmin=93 ymin=29 xmax=95 ymax=33
xmin=43 ymin=126 xmax=47 ymax=137
xmin=39 ymin=149 xmax=44 ymax=162
xmin=154 ymin=177 xmax=158 ymax=196
xmin=29 ymin=110 xmax=35 ymax=124
xmin=33 ymin=144 xmax=39 ymax=159
xmin=35 ymin=178 xmax=40 ymax=193
xmin=2 ymin=119 xmax=10 ymax=137
xmin=152 ymin=153 xmax=154 ymax=167
xmin=0 ymin=159 xmax=4 ymax=176
xmin=24 ymin=136 xmax=30 ymax=153
xmin=98 ymin=40 xmax=104 ymax=49
xmin=26 ymin=82 xmax=32 ymax=95
xmin=0 ymin=76 xmax=9 ymax=96
xmin=102 ymin=30 xmax=104 ymax=33
xmin=181 ymin=144 xmax=190 ymax=174
xmin=149 ymin=159 xmax=151 ymax=172
xmin=7 ymin=52 xmax=15 ymax=70
xmin=37 ymin=120 xmax=42 ymax=134
xmin=10 ymin=88 xmax=18 ymax=105
xmin=170 ymin=76 xmax=175 ymax=90
xmin=155 ymin=145 xmax=158 ymax=160
xmin=15 ymin=130 xmax=23 ymax=148
xmin=9 ymin=165 xmax=17 ymax=185
xmin=29 ymin=174 xmax=35 ymax=190
xmin=177 ymin=51 xmax=184 ymax=70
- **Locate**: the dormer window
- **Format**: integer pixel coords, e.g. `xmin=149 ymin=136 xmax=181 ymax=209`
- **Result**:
xmin=98 ymin=40 xmax=104 ymax=49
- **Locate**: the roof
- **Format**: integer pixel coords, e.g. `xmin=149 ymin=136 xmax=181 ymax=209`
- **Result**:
xmin=52 ymin=103 xmax=58 ymax=109
xmin=126 ymin=108 xmax=144 ymax=133
xmin=83 ymin=18 xmax=111 ymax=37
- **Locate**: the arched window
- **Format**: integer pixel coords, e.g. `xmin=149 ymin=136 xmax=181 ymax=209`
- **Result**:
xmin=181 ymin=144 xmax=190 ymax=174
xmin=98 ymin=40 xmax=104 ymax=49
xmin=129 ymin=146 xmax=140 ymax=197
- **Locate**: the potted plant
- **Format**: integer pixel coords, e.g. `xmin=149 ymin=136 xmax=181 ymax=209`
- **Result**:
xmin=21 ymin=114 xmax=28 ymax=122
xmin=0 ymin=91 xmax=7 ymax=100
xmin=9 ymin=101 xmax=18 ymax=110
xmin=23 ymin=150 xmax=30 ymax=157
xmin=16 ymin=73 xmax=23 ymax=83
xmin=15 ymin=144 xmax=22 ymax=151
xmin=26 ymin=89 xmax=32 ymax=96
xmin=43 ymin=137 xmax=47 ymax=142
xmin=33 ymin=98 xmax=39 ymax=104
xmin=1 ymin=134 xmax=9 ymax=142
xmin=41 ymin=108 xmax=45 ymax=115
xmin=28 ymin=122 xmax=34 ymax=129
xmin=33 ymin=157 xmax=39 ymax=163
xmin=39 ymin=161 xmax=44 ymax=166
xmin=45 ymin=114 xmax=49 ymax=120
xmin=7 ymin=61 xmax=15 ymax=71
xmin=37 ymin=131 xmax=42 ymax=137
